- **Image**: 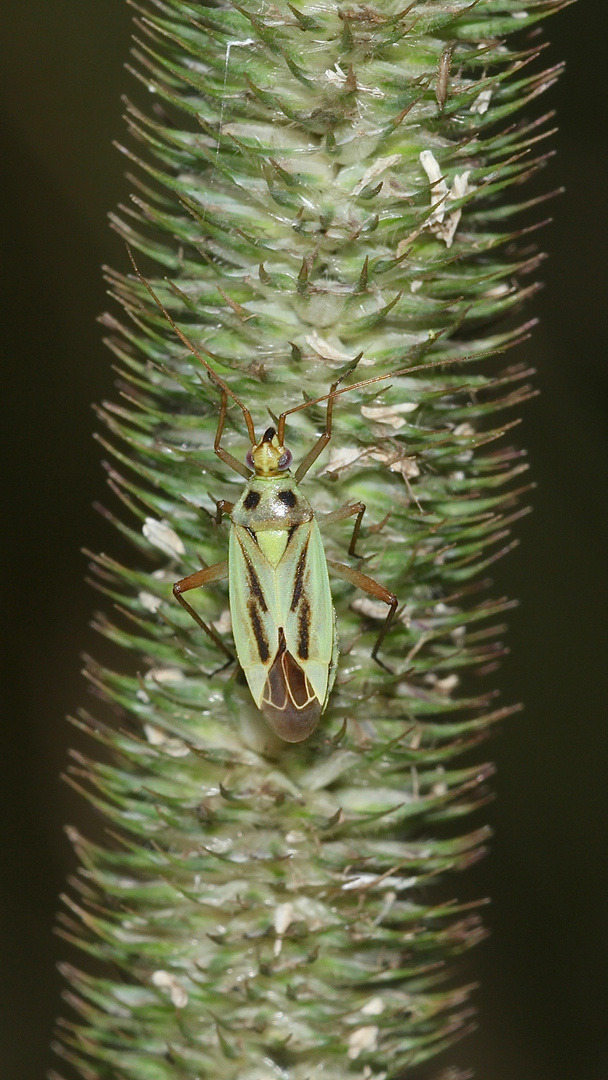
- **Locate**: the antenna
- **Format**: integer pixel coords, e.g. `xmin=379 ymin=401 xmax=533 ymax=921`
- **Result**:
xmin=128 ymin=247 xmax=506 ymax=451
xmin=127 ymin=247 xmax=256 ymax=445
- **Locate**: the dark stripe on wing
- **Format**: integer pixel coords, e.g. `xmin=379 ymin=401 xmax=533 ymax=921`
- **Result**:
xmin=290 ymin=537 xmax=309 ymax=611
xmin=248 ymin=601 xmax=270 ymax=663
xmin=239 ymin=541 xmax=268 ymax=612
xmin=286 ymin=524 xmax=299 ymax=547
xmin=297 ymin=599 xmax=311 ymax=660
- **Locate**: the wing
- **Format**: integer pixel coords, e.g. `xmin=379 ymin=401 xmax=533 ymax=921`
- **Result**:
xmin=275 ymin=516 xmax=334 ymax=709
xmin=229 ymin=519 xmax=336 ymax=742
xmin=229 ymin=524 xmax=280 ymax=708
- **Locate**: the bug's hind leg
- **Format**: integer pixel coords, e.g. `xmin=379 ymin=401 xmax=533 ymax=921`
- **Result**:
xmin=173 ymin=560 xmax=234 ymax=663
xmin=326 ymin=558 xmax=398 ymax=671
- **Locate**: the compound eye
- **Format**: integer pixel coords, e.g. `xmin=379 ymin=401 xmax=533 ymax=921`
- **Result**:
xmin=245 ymin=449 xmax=254 ymax=469
xmin=278 ymin=449 xmax=292 ymax=470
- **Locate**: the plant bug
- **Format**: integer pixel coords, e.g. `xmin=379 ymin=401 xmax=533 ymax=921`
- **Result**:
xmin=128 ymin=252 xmax=451 ymax=742
xmin=173 ymin=389 xmax=399 ymax=743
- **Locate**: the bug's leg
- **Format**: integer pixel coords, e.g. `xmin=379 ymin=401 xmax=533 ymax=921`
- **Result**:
xmin=327 ymin=558 xmax=398 ymax=671
xmin=214 ymin=499 xmax=234 ymax=526
xmin=173 ymin=560 xmax=234 ymax=661
xmin=322 ymin=502 xmax=367 ymax=558
xmin=212 ymin=389 xmax=253 ymax=480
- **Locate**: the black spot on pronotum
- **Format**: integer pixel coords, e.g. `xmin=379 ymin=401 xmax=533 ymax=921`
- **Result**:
xmin=278 ymin=489 xmax=297 ymax=508
xmin=243 ymin=490 xmax=261 ymax=510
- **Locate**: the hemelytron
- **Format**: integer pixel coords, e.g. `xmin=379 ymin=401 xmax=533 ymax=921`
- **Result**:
xmin=129 ymin=251 xmax=447 ymax=743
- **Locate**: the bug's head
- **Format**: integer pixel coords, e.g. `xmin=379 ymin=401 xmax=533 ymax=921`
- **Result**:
xmin=246 ymin=427 xmax=293 ymax=477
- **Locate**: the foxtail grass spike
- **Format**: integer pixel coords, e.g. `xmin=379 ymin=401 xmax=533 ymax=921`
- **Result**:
xmin=57 ymin=2 xmax=565 ymax=1077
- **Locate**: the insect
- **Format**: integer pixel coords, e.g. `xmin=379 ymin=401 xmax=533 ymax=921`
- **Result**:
xmin=129 ymin=253 xmax=441 ymax=743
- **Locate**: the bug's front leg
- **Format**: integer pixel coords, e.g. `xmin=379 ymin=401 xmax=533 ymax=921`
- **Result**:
xmin=327 ymin=558 xmax=398 ymax=671
xmin=213 ymin=499 xmax=234 ymax=527
xmin=173 ymin=560 xmax=234 ymax=662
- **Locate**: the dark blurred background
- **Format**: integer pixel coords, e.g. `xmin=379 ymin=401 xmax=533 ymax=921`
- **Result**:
xmin=1 ymin=3 xmax=606 ymax=1078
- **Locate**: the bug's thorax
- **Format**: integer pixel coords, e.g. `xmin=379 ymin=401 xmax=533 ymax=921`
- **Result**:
xmin=233 ymin=475 xmax=312 ymax=526
xmin=232 ymin=475 xmax=313 ymax=569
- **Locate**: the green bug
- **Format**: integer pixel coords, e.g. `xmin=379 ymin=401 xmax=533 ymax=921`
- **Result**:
xmin=174 ymin=397 xmax=399 ymax=743
xmin=130 ymin=255 xmax=441 ymax=743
